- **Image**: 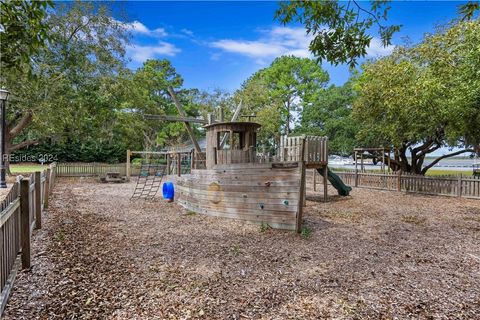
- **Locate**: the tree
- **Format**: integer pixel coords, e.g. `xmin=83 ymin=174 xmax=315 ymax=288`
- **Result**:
xmin=235 ymin=56 xmax=329 ymax=146
xmin=1 ymin=1 xmax=131 ymax=170
xmin=130 ymin=59 xmax=204 ymax=149
xmin=275 ymin=0 xmax=401 ymax=68
xmin=0 ymin=0 xmax=53 ymax=70
xmin=353 ymin=20 xmax=480 ymax=174
xmin=298 ymin=82 xmax=357 ymax=156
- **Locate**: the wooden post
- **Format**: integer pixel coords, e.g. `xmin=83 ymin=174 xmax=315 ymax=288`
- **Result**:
xmin=20 ymin=178 xmax=31 ymax=269
xmin=313 ymin=169 xmax=317 ymax=191
xmin=214 ymin=147 xmax=217 ymax=165
xmin=191 ymin=150 xmax=195 ymax=171
xmin=34 ymin=171 xmax=42 ymax=229
xmin=296 ymin=139 xmax=306 ymax=233
xmin=166 ymin=155 xmax=171 ymax=175
xmin=354 ymin=151 xmax=359 ymax=187
xmin=177 ymin=153 xmax=181 ymax=177
xmin=219 ymin=106 xmax=224 ymax=122
xmin=397 ymin=170 xmax=402 ymax=192
xmin=323 ymin=166 xmax=328 ymax=202
xmin=168 ymin=86 xmax=202 ymax=155
xmin=44 ymin=168 xmax=51 ymax=209
xmin=126 ymin=149 xmax=131 ymax=181
xmin=303 ymin=171 xmax=307 ymax=207
xmin=457 ymin=175 xmax=462 ymax=197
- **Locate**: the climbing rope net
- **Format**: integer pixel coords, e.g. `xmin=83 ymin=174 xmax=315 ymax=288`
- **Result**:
xmin=131 ymin=156 xmax=167 ymax=200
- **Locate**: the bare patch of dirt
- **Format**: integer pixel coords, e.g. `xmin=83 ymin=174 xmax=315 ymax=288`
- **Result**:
xmin=3 ymin=179 xmax=480 ymax=319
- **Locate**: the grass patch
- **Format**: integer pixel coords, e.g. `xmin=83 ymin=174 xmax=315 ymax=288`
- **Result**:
xmin=229 ymin=244 xmax=241 ymax=256
xmin=260 ymin=222 xmax=272 ymax=232
xmin=54 ymin=230 xmax=65 ymax=242
xmin=11 ymin=164 xmax=47 ymax=173
xmin=425 ymin=169 xmax=472 ymax=176
xmin=185 ymin=211 xmax=197 ymax=216
xmin=301 ymin=226 xmax=312 ymax=239
xmin=401 ymin=215 xmax=426 ymax=225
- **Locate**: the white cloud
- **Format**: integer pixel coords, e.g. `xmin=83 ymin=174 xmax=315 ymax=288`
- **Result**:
xmin=181 ymin=28 xmax=194 ymax=36
xmin=127 ymin=42 xmax=181 ymax=62
xmin=366 ymin=37 xmax=395 ymax=57
xmin=210 ymin=26 xmax=395 ymax=64
xmin=122 ymin=20 xmax=167 ymax=37
xmin=211 ymin=39 xmax=284 ymax=58
xmin=210 ymin=27 xmax=313 ymax=64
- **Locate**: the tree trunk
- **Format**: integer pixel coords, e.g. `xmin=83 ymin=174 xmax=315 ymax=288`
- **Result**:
xmin=285 ymin=99 xmax=291 ymax=135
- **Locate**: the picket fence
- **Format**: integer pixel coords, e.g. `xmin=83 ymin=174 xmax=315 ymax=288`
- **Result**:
xmin=329 ymin=170 xmax=480 ymax=199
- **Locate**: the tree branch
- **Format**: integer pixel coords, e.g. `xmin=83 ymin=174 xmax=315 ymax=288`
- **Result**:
xmin=10 ymin=139 xmax=40 ymax=152
xmin=9 ymin=111 xmax=33 ymax=138
xmin=411 ymin=138 xmax=433 ymax=155
xmin=351 ymin=0 xmax=383 ymax=28
xmin=421 ymin=149 xmax=475 ymax=174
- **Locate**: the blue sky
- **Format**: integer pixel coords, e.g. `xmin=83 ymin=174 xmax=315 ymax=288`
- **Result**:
xmin=118 ymin=1 xmax=466 ymax=92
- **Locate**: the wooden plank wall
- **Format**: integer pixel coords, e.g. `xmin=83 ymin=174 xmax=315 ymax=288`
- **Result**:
xmin=327 ymin=171 xmax=480 ymax=199
xmin=172 ymin=163 xmax=302 ymax=230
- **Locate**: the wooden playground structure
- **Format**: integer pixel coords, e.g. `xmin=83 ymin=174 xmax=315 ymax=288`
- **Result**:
xmin=160 ymin=122 xmax=331 ymax=232
xmin=123 ymin=86 xmax=353 ymax=232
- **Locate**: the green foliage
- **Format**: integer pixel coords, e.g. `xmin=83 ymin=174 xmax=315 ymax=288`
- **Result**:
xmin=275 ymin=1 xmax=401 ymax=68
xmin=459 ymin=1 xmax=480 ymax=21
xmin=235 ymin=56 xmax=329 ymax=146
xmin=229 ymin=244 xmax=241 ymax=256
xmin=260 ymin=222 xmax=272 ymax=232
xmin=1 ymin=1 xmax=133 ymax=161
xmin=127 ymin=59 xmax=206 ymax=149
xmin=353 ymin=20 xmax=480 ymax=174
xmin=300 ymin=226 xmax=312 ymax=239
xmin=298 ymin=82 xmax=358 ymax=156
xmin=0 ymin=0 xmax=53 ymax=71
xmin=11 ymin=140 xmax=127 ymax=163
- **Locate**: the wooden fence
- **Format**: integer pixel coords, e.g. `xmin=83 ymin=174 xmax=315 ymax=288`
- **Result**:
xmin=326 ymin=171 xmax=480 ymax=199
xmin=55 ymin=162 xmax=141 ymax=177
xmin=0 ymin=163 xmax=56 ymax=314
xmin=56 ymin=161 xmax=194 ymax=179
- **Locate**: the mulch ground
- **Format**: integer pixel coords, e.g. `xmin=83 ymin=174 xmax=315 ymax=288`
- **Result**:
xmin=3 ymin=179 xmax=480 ymax=319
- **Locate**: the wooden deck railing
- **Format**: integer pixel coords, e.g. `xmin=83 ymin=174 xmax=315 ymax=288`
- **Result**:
xmin=323 ymin=170 xmax=480 ymax=199
xmin=0 ymin=163 xmax=56 ymax=314
xmin=279 ymin=135 xmax=328 ymax=165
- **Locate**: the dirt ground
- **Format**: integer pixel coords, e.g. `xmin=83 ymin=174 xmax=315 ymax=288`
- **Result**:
xmin=3 ymin=178 xmax=480 ymax=319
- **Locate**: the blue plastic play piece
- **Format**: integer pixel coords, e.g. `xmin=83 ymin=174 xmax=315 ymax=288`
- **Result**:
xmin=162 ymin=182 xmax=175 ymax=200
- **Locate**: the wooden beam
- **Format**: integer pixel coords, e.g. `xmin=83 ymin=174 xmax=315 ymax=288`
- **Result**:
xmin=167 ymin=86 xmax=202 ymax=155
xmin=34 ymin=171 xmax=41 ymax=229
xmin=126 ymin=150 xmax=131 ymax=181
xmin=44 ymin=168 xmax=51 ymax=209
xmin=220 ymin=100 xmax=243 ymax=148
xmin=296 ymin=139 xmax=306 ymax=233
xmin=144 ymin=114 xmax=208 ymax=124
